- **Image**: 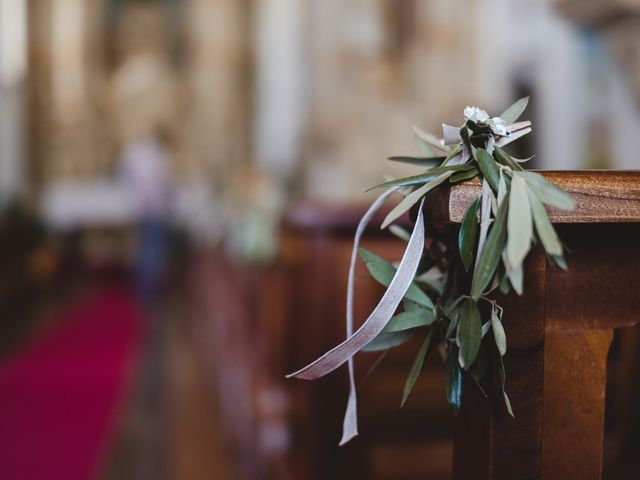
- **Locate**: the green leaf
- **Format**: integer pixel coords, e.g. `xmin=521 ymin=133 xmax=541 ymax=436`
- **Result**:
xmin=468 ymin=341 xmax=488 ymax=385
xmin=414 ymin=268 xmax=445 ymax=295
xmin=490 ymin=186 xmax=499 ymax=217
xmin=368 ymin=173 xmax=440 ymax=192
xmin=457 ymin=299 xmax=482 ymax=368
xmin=553 ymin=253 xmax=568 ymax=270
xmin=498 ymin=271 xmax=511 ymax=294
xmin=358 ymin=248 xmax=435 ymax=309
xmin=494 ymin=147 xmax=524 ymax=171
xmin=446 ymin=310 xmax=459 ymax=340
xmin=358 ymin=350 xmax=389 ymax=389
xmin=450 ymin=167 xmax=479 ymax=183
xmin=381 ymin=171 xmax=453 ymax=229
xmin=412 ymin=125 xmax=451 ymax=156
xmin=511 ymin=155 xmax=535 ymax=164
xmin=475 ymin=148 xmax=500 ymax=192
xmin=491 ymin=307 xmax=507 ymax=356
xmin=389 ymin=224 xmax=411 ymax=242
xmin=444 ymin=295 xmax=467 ymax=317
xmin=445 ymin=348 xmax=463 ymax=414
xmin=401 ymin=328 xmax=435 ymax=406
xmin=442 ymin=144 xmax=464 ymax=165
xmin=403 ymin=299 xmax=423 ymax=312
xmin=503 ymin=252 xmax=524 ymax=295
xmin=459 ymin=197 xmax=480 ymax=271
xmin=384 ymin=308 xmax=436 ymax=332
xmin=471 ymin=196 xmax=509 ymax=300
xmin=507 ymin=174 xmax=532 ymax=268
xmin=368 ymin=165 xmax=471 ymax=191
xmin=497 ymin=170 xmax=507 ymax=205
xmin=477 ymin=179 xmax=494 ymax=262
xmin=460 ymin=126 xmax=472 ymax=153
xmin=518 ymin=171 xmax=575 ymax=210
xmin=500 ymin=97 xmax=529 ymax=124
xmin=527 ymin=186 xmax=563 ymax=256
xmin=362 ymin=331 xmax=415 ymax=352
xmin=470 ymin=133 xmax=493 ymax=147
xmin=388 ymin=156 xmax=445 ymax=167
xmin=498 ymin=356 xmax=515 ymax=417
xmin=481 ymin=321 xmax=491 ymax=337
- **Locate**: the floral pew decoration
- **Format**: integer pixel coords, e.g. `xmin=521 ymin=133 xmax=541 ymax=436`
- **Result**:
xmin=287 ymin=98 xmax=575 ymax=445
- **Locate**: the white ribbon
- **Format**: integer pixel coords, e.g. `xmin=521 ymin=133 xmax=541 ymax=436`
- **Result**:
xmin=495 ymin=122 xmax=532 ymax=147
xmin=442 ymin=123 xmax=462 ymax=145
xmin=287 ymin=188 xmax=426 ymax=444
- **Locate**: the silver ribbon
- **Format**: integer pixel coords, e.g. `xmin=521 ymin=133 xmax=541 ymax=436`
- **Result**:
xmin=341 ymin=186 xmax=397 ymax=445
xmin=496 ymin=122 xmax=532 ymax=147
xmin=287 ymin=189 xmax=426 ymax=444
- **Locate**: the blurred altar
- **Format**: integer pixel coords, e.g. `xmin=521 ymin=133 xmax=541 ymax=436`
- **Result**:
xmin=0 ymin=0 xmax=638 ymax=479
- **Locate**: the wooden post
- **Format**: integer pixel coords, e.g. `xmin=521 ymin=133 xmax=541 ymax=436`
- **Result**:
xmin=542 ymin=329 xmax=613 ymax=480
xmin=453 ymin=253 xmax=546 ymax=480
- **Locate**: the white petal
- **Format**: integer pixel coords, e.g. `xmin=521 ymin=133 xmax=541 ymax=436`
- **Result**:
xmin=464 ymin=106 xmax=489 ymax=123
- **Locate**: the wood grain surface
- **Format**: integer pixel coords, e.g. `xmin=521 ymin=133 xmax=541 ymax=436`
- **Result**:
xmin=426 ymin=170 xmax=640 ymax=224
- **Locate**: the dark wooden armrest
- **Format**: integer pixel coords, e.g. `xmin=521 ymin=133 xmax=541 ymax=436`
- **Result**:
xmin=426 ymin=170 xmax=640 ymax=223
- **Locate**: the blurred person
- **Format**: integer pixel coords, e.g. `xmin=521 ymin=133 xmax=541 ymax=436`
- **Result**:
xmin=119 ymin=127 xmax=173 ymax=305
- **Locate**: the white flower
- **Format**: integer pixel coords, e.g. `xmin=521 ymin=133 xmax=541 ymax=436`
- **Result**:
xmin=463 ymin=106 xmax=490 ymax=124
xmin=464 ymin=106 xmax=512 ymax=137
xmin=488 ymin=116 xmax=511 ymax=137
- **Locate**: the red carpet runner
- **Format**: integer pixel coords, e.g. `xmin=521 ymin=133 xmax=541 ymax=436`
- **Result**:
xmin=0 ymin=287 xmax=144 ymax=480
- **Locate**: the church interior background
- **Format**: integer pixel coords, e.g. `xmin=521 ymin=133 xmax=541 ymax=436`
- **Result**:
xmin=0 ymin=0 xmax=638 ymax=479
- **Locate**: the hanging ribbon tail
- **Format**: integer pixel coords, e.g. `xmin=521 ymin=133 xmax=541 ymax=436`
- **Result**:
xmin=340 ymin=383 xmax=358 ymax=445
xmin=339 ymin=187 xmax=399 ymax=445
xmin=286 ymin=197 xmax=426 ymax=384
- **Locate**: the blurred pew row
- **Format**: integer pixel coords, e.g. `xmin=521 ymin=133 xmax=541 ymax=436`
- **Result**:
xmin=197 ymin=203 xmax=463 ymax=479
xmin=196 ymin=201 xmax=640 ymax=480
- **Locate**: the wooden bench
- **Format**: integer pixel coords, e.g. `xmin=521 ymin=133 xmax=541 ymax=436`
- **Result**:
xmin=424 ymin=170 xmax=640 ymax=480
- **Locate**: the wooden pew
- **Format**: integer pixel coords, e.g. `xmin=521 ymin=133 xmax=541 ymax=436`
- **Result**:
xmin=423 ymin=171 xmax=640 ymax=480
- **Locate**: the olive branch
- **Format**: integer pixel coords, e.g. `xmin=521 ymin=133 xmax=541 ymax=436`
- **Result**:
xmin=288 ymin=97 xmax=575 ymax=444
